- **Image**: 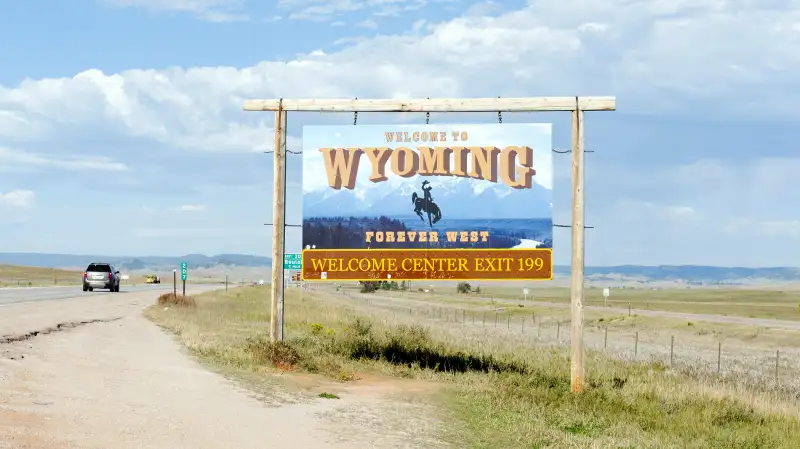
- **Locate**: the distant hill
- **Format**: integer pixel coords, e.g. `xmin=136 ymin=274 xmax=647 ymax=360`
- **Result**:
xmin=0 ymin=253 xmax=272 ymax=271
xmin=552 ymin=265 xmax=800 ymax=285
xmin=0 ymin=253 xmax=798 ymax=284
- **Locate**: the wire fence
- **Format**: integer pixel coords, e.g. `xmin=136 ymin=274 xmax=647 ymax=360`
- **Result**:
xmin=302 ymin=284 xmax=800 ymax=396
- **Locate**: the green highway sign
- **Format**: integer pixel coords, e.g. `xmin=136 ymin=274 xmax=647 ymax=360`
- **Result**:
xmin=284 ymin=253 xmax=302 ymax=270
xmin=180 ymin=261 xmax=187 ymax=281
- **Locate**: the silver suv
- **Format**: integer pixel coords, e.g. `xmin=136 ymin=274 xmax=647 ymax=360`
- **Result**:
xmin=82 ymin=263 xmax=121 ymax=292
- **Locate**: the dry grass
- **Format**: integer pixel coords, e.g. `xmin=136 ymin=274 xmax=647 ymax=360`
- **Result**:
xmin=147 ymin=286 xmax=800 ymax=448
xmin=357 ymin=284 xmax=800 ymax=321
xmin=470 ymin=285 xmax=800 ymax=321
xmin=325 ymin=286 xmax=800 ymax=396
xmin=0 ymin=264 xmax=83 ymax=287
xmin=156 ymin=292 xmax=197 ymax=308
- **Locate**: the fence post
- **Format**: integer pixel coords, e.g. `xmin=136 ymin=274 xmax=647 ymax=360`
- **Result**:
xmin=717 ymin=342 xmax=721 ymax=374
xmin=483 ymin=312 xmax=486 ymax=326
xmin=495 ymin=312 xmax=498 ymax=327
xmin=557 ymin=321 xmax=561 ymax=341
xmin=507 ymin=314 xmax=510 ymax=329
xmin=604 ymin=327 xmax=608 ymax=350
xmin=634 ymin=331 xmax=639 ymax=358
xmin=521 ymin=316 xmax=525 ymax=333
xmin=776 ymin=349 xmax=780 ymax=384
xmin=463 ymin=309 xmax=466 ymax=323
xmin=670 ymin=335 xmax=674 ymax=367
xmin=628 ymin=303 xmax=631 ymax=316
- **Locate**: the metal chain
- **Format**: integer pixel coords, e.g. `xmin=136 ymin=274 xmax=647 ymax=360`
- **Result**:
xmin=353 ymin=97 xmax=358 ymax=125
xmin=497 ymin=96 xmax=502 ymax=123
xmin=426 ymin=97 xmax=430 ymax=124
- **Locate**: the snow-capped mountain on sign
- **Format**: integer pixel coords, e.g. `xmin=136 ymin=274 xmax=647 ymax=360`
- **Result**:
xmin=301 ymin=123 xmax=554 ymax=250
xmin=303 ymin=174 xmax=552 ymax=219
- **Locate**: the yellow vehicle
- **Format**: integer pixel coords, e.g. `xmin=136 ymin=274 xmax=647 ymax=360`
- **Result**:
xmin=145 ymin=274 xmax=161 ymax=284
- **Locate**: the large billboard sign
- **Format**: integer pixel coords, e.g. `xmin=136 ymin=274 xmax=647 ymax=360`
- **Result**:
xmin=301 ymin=124 xmax=553 ymax=281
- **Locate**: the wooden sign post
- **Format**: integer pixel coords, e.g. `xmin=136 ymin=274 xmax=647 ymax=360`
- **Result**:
xmin=244 ymin=96 xmax=616 ymax=393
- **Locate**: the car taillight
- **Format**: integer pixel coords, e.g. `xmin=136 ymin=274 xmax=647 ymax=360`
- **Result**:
xmin=108 ymin=272 xmax=113 ymax=279
xmin=83 ymin=272 xmax=87 ymax=279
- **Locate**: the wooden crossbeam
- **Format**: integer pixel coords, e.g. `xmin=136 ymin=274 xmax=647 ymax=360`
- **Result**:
xmin=243 ymin=96 xmax=616 ymax=112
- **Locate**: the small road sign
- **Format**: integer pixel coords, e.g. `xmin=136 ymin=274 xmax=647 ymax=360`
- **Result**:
xmin=284 ymin=253 xmax=302 ymax=270
xmin=602 ymin=288 xmax=610 ymax=297
xmin=180 ymin=262 xmax=188 ymax=281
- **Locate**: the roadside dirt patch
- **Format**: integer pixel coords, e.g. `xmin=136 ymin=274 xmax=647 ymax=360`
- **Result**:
xmin=0 ymin=289 xmax=450 ymax=448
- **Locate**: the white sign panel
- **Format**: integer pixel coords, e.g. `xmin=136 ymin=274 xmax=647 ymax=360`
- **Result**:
xmin=602 ymin=288 xmax=610 ymax=297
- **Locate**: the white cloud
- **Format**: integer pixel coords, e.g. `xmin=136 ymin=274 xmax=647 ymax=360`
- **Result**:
xmin=280 ymin=0 xmax=431 ymax=21
xmin=608 ymin=200 xmax=699 ymax=224
xmin=2 ymin=0 xmax=795 ymax=158
xmin=356 ymin=19 xmax=378 ymax=29
xmin=133 ymin=227 xmax=223 ymax=238
xmin=134 ymin=204 xmax=207 ymax=213
xmin=2 ymin=1 xmax=800 ymax=263
xmin=0 ymin=190 xmax=35 ymax=208
xmin=0 ymin=146 xmax=128 ymax=172
xmin=101 ymin=0 xmax=249 ymax=21
xmin=177 ymin=204 xmax=207 ymax=212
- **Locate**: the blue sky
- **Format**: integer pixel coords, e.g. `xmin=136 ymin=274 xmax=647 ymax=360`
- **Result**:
xmin=1 ymin=0 xmax=799 ymax=266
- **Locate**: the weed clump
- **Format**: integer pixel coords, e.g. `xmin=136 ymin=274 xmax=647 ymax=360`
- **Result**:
xmin=157 ymin=292 xmax=196 ymax=308
xmin=245 ymin=335 xmax=301 ymax=370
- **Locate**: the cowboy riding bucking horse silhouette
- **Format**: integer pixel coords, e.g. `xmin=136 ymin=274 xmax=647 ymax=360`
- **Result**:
xmin=411 ymin=180 xmax=442 ymax=227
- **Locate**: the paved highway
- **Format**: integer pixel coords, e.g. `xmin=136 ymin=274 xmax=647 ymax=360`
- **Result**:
xmin=0 ymin=284 xmax=219 ymax=306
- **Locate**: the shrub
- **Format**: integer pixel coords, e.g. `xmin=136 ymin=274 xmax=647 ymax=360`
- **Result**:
xmin=156 ymin=292 xmax=196 ymax=308
xmin=245 ymin=335 xmax=300 ymax=369
xmin=360 ymin=281 xmax=381 ymax=293
xmin=457 ymin=282 xmax=472 ymax=294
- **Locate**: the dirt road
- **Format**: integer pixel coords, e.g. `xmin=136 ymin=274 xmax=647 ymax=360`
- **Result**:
xmin=0 ymin=288 xmax=445 ymax=449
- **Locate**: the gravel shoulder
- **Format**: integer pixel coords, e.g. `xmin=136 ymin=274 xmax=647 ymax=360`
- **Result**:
xmin=0 ymin=288 xmax=445 ymax=449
